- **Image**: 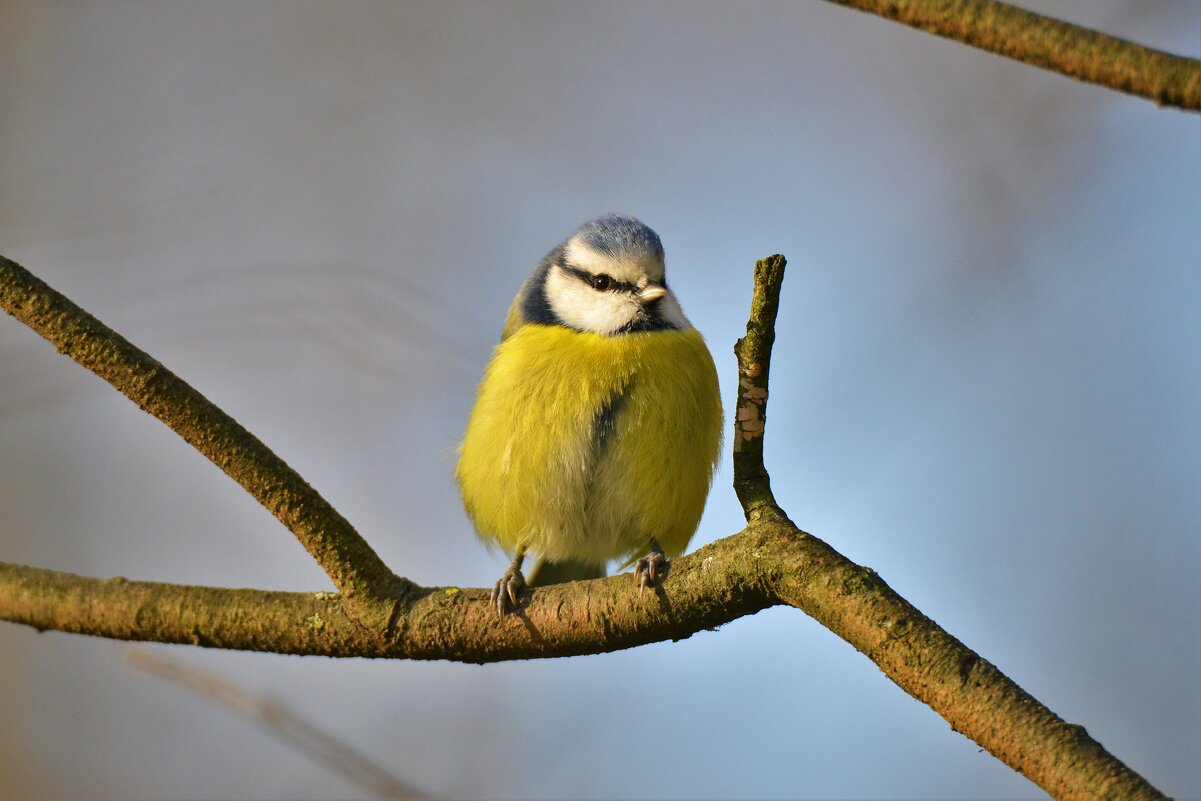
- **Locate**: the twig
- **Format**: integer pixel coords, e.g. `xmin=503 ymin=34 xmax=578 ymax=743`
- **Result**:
xmin=127 ymin=649 xmax=433 ymax=800
xmin=824 ymin=0 xmax=1201 ymax=111
xmin=733 ymin=254 xmax=788 ymax=522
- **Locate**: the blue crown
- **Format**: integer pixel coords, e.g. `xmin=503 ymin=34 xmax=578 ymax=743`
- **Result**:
xmin=572 ymin=214 xmax=664 ymax=262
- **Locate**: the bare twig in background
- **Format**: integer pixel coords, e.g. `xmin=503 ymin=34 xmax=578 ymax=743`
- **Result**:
xmin=126 ymin=649 xmax=433 ymax=800
xmin=824 ymin=0 xmax=1201 ymax=111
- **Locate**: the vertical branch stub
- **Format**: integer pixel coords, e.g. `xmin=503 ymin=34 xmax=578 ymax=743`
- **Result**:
xmin=732 ymin=254 xmax=788 ymax=522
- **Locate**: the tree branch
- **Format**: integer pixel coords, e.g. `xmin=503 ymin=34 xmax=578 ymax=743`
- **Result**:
xmin=729 ymin=256 xmax=1166 ymax=801
xmin=0 ymin=254 xmax=1169 ymax=799
xmin=823 ymin=0 xmax=1201 ymax=112
xmin=0 ymin=256 xmax=403 ymax=604
xmin=0 ymin=527 xmax=776 ymax=660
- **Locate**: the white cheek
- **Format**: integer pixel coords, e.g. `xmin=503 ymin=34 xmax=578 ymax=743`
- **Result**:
xmin=545 ymin=268 xmax=640 ymax=334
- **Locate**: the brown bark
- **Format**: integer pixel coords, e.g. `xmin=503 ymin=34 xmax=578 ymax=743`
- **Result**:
xmin=825 ymin=0 xmax=1201 ymax=111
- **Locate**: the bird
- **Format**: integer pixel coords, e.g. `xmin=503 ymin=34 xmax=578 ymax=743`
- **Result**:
xmin=456 ymin=214 xmax=723 ymax=614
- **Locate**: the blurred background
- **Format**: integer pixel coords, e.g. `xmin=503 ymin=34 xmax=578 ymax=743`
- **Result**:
xmin=1 ymin=1 xmax=1197 ymax=798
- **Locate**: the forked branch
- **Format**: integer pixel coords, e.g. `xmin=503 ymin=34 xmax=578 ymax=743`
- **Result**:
xmin=728 ymin=257 xmax=1165 ymax=800
xmin=0 ymin=253 xmax=1168 ymax=799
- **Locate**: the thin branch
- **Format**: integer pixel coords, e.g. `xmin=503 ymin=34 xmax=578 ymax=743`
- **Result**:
xmin=729 ymin=258 xmax=1166 ymax=800
xmin=127 ymin=649 xmax=433 ymax=800
xmin=824 ymin=0 xmax=1201 ymax=111
xmin=0 ymin=256 xmax=403 ymax=603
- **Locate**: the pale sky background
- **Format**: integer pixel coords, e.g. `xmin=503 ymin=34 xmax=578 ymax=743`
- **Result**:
xmin=1 ymin=1 xmax=1198 ymax=799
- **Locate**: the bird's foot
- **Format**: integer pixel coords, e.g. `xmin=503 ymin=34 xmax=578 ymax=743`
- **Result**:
xmin=633 ymin=544 xmax=668 ymax=595
xmin=490 ymin=560 xmax=527 ymax=616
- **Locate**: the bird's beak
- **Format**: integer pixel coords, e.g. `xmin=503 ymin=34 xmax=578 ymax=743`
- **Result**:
xmin=639 ymin=282 xmax=667 ymax=304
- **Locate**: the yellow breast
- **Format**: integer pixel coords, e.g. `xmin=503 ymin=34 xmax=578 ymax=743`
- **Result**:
xmin=456 ymin=324 xmax=723 ymax=566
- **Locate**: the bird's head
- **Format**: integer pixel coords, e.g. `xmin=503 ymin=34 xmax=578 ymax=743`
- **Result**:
xmin=531 ymin=214 xmax=691 ymax=335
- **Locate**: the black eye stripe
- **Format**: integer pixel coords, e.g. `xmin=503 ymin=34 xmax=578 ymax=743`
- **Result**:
xmin=560 ymin=263 xmax=638 ymax=294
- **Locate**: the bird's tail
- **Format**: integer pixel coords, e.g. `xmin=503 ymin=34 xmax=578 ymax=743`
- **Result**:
xmin=527 ymin=557 xmax=607 ymax=587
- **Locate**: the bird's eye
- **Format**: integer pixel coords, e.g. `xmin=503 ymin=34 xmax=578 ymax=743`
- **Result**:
xmin=590 ymin=274 xmax=613 ymax=292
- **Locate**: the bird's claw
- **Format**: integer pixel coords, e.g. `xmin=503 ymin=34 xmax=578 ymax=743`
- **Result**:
xmin=490 ymin=565 xmax=527 ymax=615
xmin=633 ymin=549 xmax=668 ymax=596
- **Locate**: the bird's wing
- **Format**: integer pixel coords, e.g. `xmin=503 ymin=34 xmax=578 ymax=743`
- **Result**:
xmin=500 ymin=290 xmax=527 ymax=341
xmin=500 ymin=268 xmax=543 ymax=341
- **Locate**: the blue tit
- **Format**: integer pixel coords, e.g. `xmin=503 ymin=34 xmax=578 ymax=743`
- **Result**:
xmin=456 ymin=214 xmax=723 ymax=614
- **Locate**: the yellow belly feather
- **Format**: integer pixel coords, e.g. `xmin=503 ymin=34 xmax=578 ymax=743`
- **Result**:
xmin=456 ymin=324 xmax=723 ymax=566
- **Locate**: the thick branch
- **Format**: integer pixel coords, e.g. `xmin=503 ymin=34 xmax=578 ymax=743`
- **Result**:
xmin=0 ymin=519 xmax=1164 ymax=799
xmin=824 ymin=0 xmax=1201 ymax=111
xmin=0 ymin=256 xmax=401 ymax=602
xmin=765 ymin=522 xmax=1164 ymax=800
xmin=0 ymin=527 xmax=776 ymax=661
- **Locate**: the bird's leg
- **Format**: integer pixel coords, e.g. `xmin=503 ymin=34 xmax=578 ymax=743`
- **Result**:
xmin=491 ymin=546 xmax=527 ymax=615
xmin=633 ymin=539 xmax=668 ymax=595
